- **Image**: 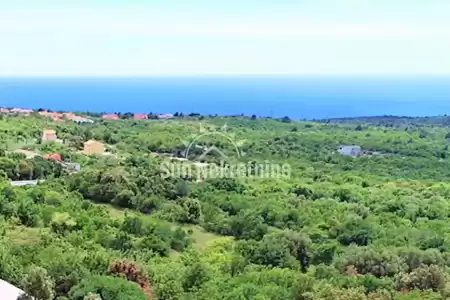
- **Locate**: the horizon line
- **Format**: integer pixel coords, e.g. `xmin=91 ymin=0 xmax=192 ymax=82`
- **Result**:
xmin=1 ymin=73 xmax=450 ymax=78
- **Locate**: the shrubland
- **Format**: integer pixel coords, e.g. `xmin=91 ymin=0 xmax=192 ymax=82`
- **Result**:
xmin=1 ymin=112 xmax=450 ymax=299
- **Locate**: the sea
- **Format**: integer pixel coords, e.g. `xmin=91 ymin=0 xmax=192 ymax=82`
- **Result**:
xmin=0 ymin=76 xmax=449 ymax=120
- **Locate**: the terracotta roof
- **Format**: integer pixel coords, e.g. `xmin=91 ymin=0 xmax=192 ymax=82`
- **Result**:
xmin=134 ymin=113 xmax=148 ymax=119
xmin=102 ymin=114 xmax=119 ymax=120
xmin=39 ymin=110 xmax=89 ymax=122
xmin=43 ymin=153 xmax=62 ymax=161
xmin=85 ymin=140 xmax=103 ymax=145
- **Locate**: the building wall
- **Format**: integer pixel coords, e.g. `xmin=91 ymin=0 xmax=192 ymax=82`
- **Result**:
xmin=42 ymin=131 xmax=57 ymax=141
xmin=338 ymin=146 xmax=361 ymax=156
xmin=84 ymin=142 xmax=105 ymax=154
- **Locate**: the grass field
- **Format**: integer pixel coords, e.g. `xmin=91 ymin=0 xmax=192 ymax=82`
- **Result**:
xmin=182 ymin=225 xmax=221 ymax=250
xmin=99 ymin=203 xmax=221 ymax=250
xmin=6 ymin=225 xmax=45 ymax=245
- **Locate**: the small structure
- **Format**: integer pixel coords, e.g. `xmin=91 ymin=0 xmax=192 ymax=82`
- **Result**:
xmin=42 ymin=153 xmax=81 ymax=172
xmin=0 ymin=279 xmax=27 ymax=299
xmin=39 ymin=111 xmax=62 ymax=121
xmin=43 ymin=153 xmax=62 ymax=161
xmin=9 ymin=180 xmax=39 ymax=187
xmin=83 ymin=140 xmax=105 ymax=155
xmin=134 ymin=113 xmax=148 ymax=120
xmin=102 ymin=113 xmax=119 ymax=120
xmin=157 ymin=113 xmax=174 ymax=119
xmin=64 ymin=162 xmax=81 ymax=171
xmin=39 ymin=110 xmax=94 ymax=123
xmin=42 ymin=129 xmax=57 ymax=142
xmin=338 ymin=145 xmax=362 ymax=156
xmin=10 ymin=108 xmax=33 ymax=115
xmin=73 ymin=116 xmax=94 ymax=124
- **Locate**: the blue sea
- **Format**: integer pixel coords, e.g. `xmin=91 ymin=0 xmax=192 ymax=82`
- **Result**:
xmin=0 ymin=76 xmax=449 ymax=119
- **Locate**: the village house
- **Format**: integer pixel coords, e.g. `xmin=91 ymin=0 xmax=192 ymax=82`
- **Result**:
xmin=39 ymin=110 xmax=56 ymax=119
xmin=38 ymin=110 xmax=94 ymax=123
xmin=157 ymin=113 xmax=174 ymax=119
xmin=43 ymin=153 xmax=62 ymax=161
xmin=134 ymin=113 xmax=148 ymax=120
xmin=102 ymin=113 xmax=119 ymax=120
xmin=41 ymin=129 xmax=57 ymax=142
xmin=83 ymin=140 xmax=105 ymax=155
xmin=42 ymin=153 xmax=81 ymax=172
xmin=72 ymin=116 xmax=95 ymax=124
xmin=39 ymin=111 xmax=63 ymax=121
xmin=65 ymin=162 xmax=81 ymax=172
xmin=338 ymin=145 xmax=362 ymax=156
xmin=9 ymin=180 xmax=40 ymax=187
xmin=10 ymin=108 xmax=34 ymax=115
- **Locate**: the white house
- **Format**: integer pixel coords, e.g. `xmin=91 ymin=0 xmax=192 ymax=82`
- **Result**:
xmin=9 ymin=180 xmax=40 ymax=187
xmin=338 ymin=145 xmax=362 ymax=156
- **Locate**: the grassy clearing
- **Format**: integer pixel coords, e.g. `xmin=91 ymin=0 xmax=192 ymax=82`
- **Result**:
xmin=183 ymin=225 xmax=221 ymax=250
xmin=100 ymin=204 xmax=221 ymax=250
xmin=7 ymin=138 xmax=38 ymax=151
xmin=96 ymin=203 xmax=137 ymax=220
xmin=6 ymin=226 xmax=45 ymax=245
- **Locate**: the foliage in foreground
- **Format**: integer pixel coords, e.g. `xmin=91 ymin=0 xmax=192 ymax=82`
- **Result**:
xmin=0 ymin=114 xmax=450 ymax=299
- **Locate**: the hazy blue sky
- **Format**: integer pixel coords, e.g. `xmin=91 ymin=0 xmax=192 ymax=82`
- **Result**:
xmin=1 ymin=0 xmax=450 ymax=76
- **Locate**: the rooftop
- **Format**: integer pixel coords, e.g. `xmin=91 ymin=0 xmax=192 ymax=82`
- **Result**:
xmin=43 ymin=153 xmax=62 ymax=161
xmin=134 ymin=113 xmax=148 ymax=119
xmin=85 ymin=140 xmax=103 ymax=145
xmin=102 ymin=114 xmax=119 ymax=119
xmin=0 ymin=279 xmax=26 ymax=299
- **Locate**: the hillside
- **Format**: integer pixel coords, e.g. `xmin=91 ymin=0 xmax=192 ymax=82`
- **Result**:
xmin=1 ymin=112 xmax=450 ymax=299
xmin=319 ymin=114 xmax=450 ymax=126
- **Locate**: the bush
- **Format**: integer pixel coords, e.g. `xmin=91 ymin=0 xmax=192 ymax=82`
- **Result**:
xmin=69 ymin=275 xmax=147 ymax=300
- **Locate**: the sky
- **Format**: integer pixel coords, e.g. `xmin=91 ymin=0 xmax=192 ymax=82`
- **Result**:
xmin=1 ymin=0 xmax=450 ymax=76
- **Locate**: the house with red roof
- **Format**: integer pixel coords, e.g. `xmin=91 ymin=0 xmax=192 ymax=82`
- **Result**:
xmin=102 ymin=113 xmax=119 ymax=120
xmin=39 ymin=110 xmax=93 ymax=123
xmin=134 ymin=113 xmax=148 ymax=120
xmin=42 ymin=129 xmax=57 ymax=142
xmin=42 ymin=153 xmax=62 ymax=161
xmin=39 ymin=111 xmax=58 ymax=121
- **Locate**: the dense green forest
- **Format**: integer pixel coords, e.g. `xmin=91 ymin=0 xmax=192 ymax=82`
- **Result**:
xmin=2 ymin=111 xmax=450 ymax=299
